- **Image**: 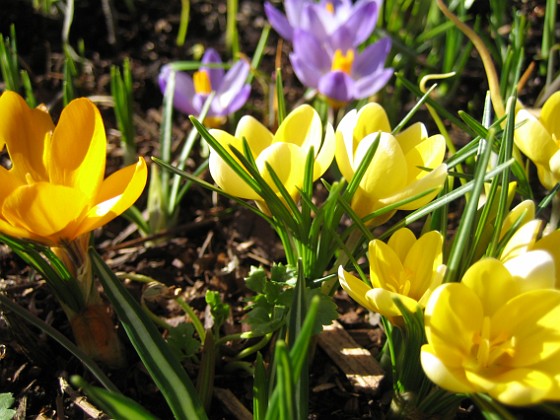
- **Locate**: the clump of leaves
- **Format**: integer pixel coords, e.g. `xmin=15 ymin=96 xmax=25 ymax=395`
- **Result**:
xmin=244 ymin=263 xmax=337 ymax=336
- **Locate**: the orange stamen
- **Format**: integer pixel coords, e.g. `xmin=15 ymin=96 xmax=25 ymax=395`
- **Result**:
xmin=331 ymin=49 xmax=354 ymax=74
xmin=193 ymin=70 xmax=212 ymax=95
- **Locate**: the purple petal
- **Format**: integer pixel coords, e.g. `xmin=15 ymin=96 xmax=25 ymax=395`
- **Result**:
xmin=352 ymin=68 xmax=393 ymax=99
xmin=328 ymin=25 xmax=356 ymax=53
xmin=353 ymin=37 xmax=392 ymax=78
xmin=201 ymin=48 xmax=225 ymax=88
xmin=284 ymin=0 xmax=306 ymax=27
xmin=292 ymin=29 xmax=331 ymax=70
xmin=343 ymin=1 xmax=379 ymax=46
xmin=265 ymin=2 xmax=295 ymax=41
xmin=193 ymin=94 xmax=213 ymax=115
xmin=216 ymin=60 xmax=251 ymax=111
xmin=222 ymin=85 xmax=251 ymax=115
xmin=290 ymin=52 xmax=320 ymax=89
xmin=318 ymin=71 xmax=355 ymax=102
xmin=302 ymin=4 xmax=332 ymax=39
xmin=159 ymin=65 xmax=197 ymax=115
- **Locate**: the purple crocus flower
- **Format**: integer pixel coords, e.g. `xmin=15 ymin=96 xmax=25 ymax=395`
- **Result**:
xmin=265 ymin=0 xmax=380 ymax=47
xmin=158 ymin=48 xmax=251 ymax=123
xmin=290 ymin=29 xmax=393 ymax=104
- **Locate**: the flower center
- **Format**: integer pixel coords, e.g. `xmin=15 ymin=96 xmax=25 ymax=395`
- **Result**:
xmin=385 ymin=268 xmax=414 ymax=297
xmin=325 ymin=1 xmax=335 ymax=14
xmin=472 ymin=317 xmax=515 ymax=369
xmin=193 ymin=70 xmax=212 ymax=95
xmin=331 ymin=49 xmax=354 ymax=75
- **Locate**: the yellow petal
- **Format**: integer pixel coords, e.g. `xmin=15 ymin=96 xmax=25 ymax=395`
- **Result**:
xmin=424 ymin=283 xmax=482 ymax=366
xmin=335 ymin=128 xmax=356 ymax=182
xmin=386 ymin=228 xmax=416 ymax=262
xmin=354 ymin=103 xmax=391 ymax=141
xmin=421 ymin=344 xmax=477 ymax=393
xmin=492 ymin=289 xmax=560 ymax=367
xmin=515 ymin=109 xmax=558 ymax=165
xmin=256 ymin=142 xmax=307 ymax=199
xmin=404 ymin=231 xmax=443 ymax=299
xmin=0 ymin=218 xmax=38 ymax=242
xmin=499 ymin=199 xmax=536 ymax=239
xmin=417 ymin=264 xmax=446 ymax=308
xmin=338 ymin=266 xmax=374 ymax=311
xmin=2 ymin=183 xmax=88 ymax=243
xmin=548 ymin=149 xmax=560 ymax=181
xmin=44 ymin=98 xmax=106 ymax=199
xmin=368 ymin=239 xmax=404 ymax=290
xmin=378 ymin=164 xmax=447 ymax=210
xmin=313 ymin=122 xmax=335 ymax=180
xmin=532 ymin=229 xmax=560 ymax=288
xmin=365 ymin=287 xmax=419 ymax=317
xmin=540 ymin=91 xmax=560 ymax=141
xmin=394 ymin=122 xmax=427 ymax=154
xmin=536 ymin=162 xmax=558 ymax=190
xmin=275 ymin=104 xmax=322 ymax=151
xmin=350 ymin=188 xmax=397 ymax=222
xmin=208 ymin=130 xmax=260 ymax=200
xmin=503 ymin=250 xmax=556 ymax=291
xmin=500 ymin=219 xmax=542 ymax=262
xmin=0 ymin=166 xmax=23 ymax=209
xmin=356 ymin=133 xmax=407 ymax=196
xmin=234 ymin=115 xmax=274 ymax=156
xmin=462 ymin=258 xmax=519 ymax=316
xmin=404 ymin=134 xmax=446 ymax=182
xmin=466 ymin=368 xmax=553 ymax=406
xmin=0 ymin=91 xmax=53 ymax=182
xmin=78 ymin=157 xmax=148 ymax=236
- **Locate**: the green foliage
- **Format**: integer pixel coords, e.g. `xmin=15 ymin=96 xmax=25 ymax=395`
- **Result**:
xmin=71 ymin=376 xmax=158 ymax=420
xmin=244 ymin=264 xmax=295 ymax=336
xmin=111 ymin=58 xmax=137 ymax=166
xmin=243 ymin=264 xmax=337 ymax=337
xmin=166 ymin=322 xmax=201 ymax=361
xmin=205 ymin=290 xmax=230 ymax=335
xmin=90 ymin=248 xmax=207 ymax=420
xmin=177 ymin=0 xmax=190 ymax=47
xmin=0 ymin=25 xmax=36 ymax=106
xmin=0 ymin=393 xmax=16 ymax=420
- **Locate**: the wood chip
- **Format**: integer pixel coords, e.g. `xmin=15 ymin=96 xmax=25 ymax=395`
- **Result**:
xmin=213 ymin=387 xmax=252 ymax=420
xmin=317 ymin=320 xmax=384 ymax=395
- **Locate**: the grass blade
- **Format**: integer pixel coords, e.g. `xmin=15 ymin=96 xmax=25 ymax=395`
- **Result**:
xmin=89 ymin=248 xmax=207 ymax=420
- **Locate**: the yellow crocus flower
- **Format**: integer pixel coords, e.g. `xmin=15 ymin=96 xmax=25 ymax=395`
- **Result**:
xmin=499 ymin=210 xmax=560 ymax=289
xmin=0 ymin=91 xmax=147 ymax=245
xmin=335 ymin=103 xmax=447 ymax=225
xmin=338 ymin=228 xmax=445 ymax=324
xmin=515 ymin=91 xmax=560 ymax=190
xmin=421 ymin=257 xmax=560 ymax=406
xmin=208 ymin=104 xmax=335 ymax=207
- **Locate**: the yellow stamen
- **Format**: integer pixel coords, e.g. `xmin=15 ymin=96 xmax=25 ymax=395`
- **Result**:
xmin=472 ymin=317 xmax=515 ymax=369
xmin=325 ymin=2 xmax=334 ymax=13
xmin=331 ymin=49 xmax=354 ymax=74
xmin=193 ymin=70 xmax=212 ymax=95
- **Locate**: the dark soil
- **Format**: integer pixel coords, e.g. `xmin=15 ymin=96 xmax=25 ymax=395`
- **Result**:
xmin=0 ymin=1 xmax=551 ymax=419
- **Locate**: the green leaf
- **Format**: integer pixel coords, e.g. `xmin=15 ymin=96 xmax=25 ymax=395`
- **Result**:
xmin=205 ymin=290 xmax=230 ymax=332
xmin=89 ymin=248 xmax=207 ymax=420
xmin=0 ymin=393 xmax=16 ymax=420
xmin=166 ymin=323 xmax=201 ymax=361
xmin=305 ymin=288 xmax=338 ymax=335
xmin=253 ymin=352 xmax=268 ymax=420
xmin=245 ymin=266 xmax=267 ymax=294
xmin=71 ymin=376 xmax=157 ymax=420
